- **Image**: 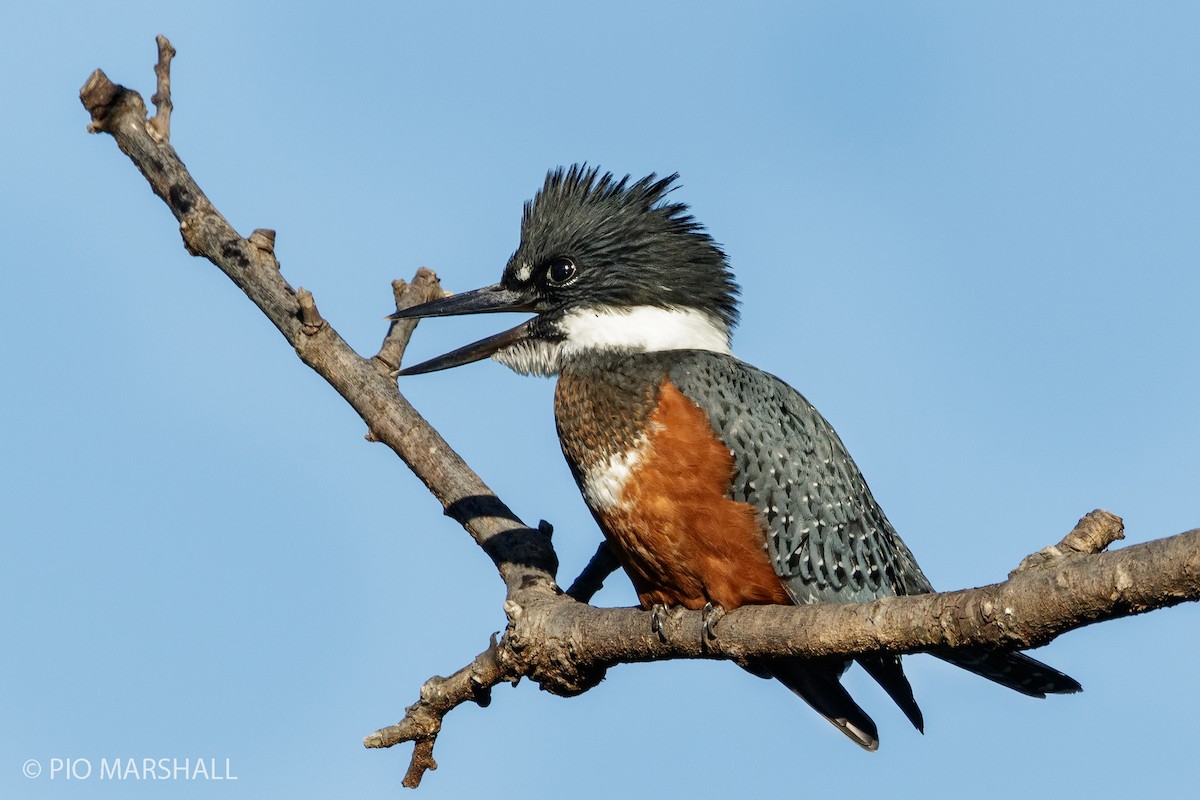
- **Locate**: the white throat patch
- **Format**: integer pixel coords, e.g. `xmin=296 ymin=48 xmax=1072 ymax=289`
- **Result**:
xmin=492 ymin=305 xmax=732 ymax=376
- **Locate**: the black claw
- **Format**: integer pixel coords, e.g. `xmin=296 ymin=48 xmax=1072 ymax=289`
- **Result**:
xmin=701 ymin=602 xmax=726 ymax=641
xmin=650 ymin=604 xmax=669 ymax=642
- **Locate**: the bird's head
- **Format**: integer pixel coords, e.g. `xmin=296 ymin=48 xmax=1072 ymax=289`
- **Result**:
xmin=392 ymin=165 xmax=739 ymax=376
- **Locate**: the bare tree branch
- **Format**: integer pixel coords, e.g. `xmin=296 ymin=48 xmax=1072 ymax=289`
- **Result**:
xmin=80 ymin=39 xmax=1200 ymax=789
xmin=376 ymin=269 xmax=447 ymax=373
xmin=364 ymin=637 xmax=506 ymax=788
xmin=79 ymin=47 xmax=557 ymax=599
xmin=365 ymin=510 xmax=1199 ymax=780
xmin=147 ymin=34 xmax=175 ymax=142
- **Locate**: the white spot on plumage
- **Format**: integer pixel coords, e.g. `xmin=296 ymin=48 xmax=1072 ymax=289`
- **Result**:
xmin=581 ymin=436 xmax=650 ymax=511
xmin=515 ymin=262 xmax=532 ymax=282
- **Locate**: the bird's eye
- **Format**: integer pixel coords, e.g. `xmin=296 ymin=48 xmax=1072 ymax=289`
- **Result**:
xmin=546 ymin=256 xmax=578 ymax=286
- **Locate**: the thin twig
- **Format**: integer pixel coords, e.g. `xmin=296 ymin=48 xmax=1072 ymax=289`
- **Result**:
xmin=376 ymin=268 xmax=446 ymax=372
xmin=1011 ymin=509 xmax=1125 ymax=576
xmin=364 ymin=639 xmax=507 ymax=788
xmin=148 ymin=34 xmax=175 ymax=142
xmin=296 ymin=288 xmax=326 ymax=333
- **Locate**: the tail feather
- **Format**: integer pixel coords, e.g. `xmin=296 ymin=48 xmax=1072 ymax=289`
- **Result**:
xmin=759 ymin=658 xmax=880 ymax=751
xmin=755 ymin=649 xmax=1076 ymax=750
xmin=857 ymin=654 xmax=924 ymax=733
xmin=934 ymin=648 xmax=1082 ymax=697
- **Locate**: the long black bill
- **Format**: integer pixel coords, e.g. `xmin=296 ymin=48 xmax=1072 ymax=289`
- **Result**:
xmin=388 ymin=283 xmax=536 ymax=320
xmin=397 ymin=318 xmax=535 ymax=375
xmin=389 ymin=282 xmax=540 ymax=376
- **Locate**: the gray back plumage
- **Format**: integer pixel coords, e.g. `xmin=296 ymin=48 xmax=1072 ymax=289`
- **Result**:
xmin=665 ymin=351 xmax=934 ymax=604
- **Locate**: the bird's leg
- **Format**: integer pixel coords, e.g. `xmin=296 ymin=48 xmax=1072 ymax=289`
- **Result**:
xmin=701 ymin=602 xmax=726 ymax=641
xmin=649 ymin=603 xmax=670 ymax=642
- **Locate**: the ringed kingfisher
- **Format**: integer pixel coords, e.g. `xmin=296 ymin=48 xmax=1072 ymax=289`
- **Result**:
xmin=391 ymin=165 xmax=1080 ymax=749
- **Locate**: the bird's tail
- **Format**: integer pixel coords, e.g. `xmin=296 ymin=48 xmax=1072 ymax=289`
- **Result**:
xmin=755 ymin=649 xmax=1074 ymax=750
xmin=857 ymin=654 xmax=925 ymax=733
xmin=758 ymin=657 xmax=881 ymax=751
xmin=933 ymin=648 xmax=1082 ymax=697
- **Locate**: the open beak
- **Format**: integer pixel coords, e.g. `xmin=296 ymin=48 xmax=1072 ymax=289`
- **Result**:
xmin=389 ymin=283 xmax=539 ymax=375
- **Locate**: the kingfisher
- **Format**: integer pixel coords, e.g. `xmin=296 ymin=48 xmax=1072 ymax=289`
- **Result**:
xmin=391 ymin=165 xmax=1080 ymax=749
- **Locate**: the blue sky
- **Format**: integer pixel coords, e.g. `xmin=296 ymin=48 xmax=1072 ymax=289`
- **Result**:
xmin=4 ymin=2 xmax=1198 ymax=797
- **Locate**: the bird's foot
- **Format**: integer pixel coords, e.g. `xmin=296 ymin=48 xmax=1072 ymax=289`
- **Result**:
xmin=649 ymin=604 xmax=670 ymax=642
xmin=701 ymin=602 xmax=726 ymax=641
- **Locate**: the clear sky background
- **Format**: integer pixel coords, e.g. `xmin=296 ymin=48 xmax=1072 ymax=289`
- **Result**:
xmin=3 ymin=2 xmax=1198 ymax=798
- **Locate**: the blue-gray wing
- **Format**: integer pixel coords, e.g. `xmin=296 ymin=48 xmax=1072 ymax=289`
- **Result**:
xmin=668 ymin=351 xmax=933 ymax=604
